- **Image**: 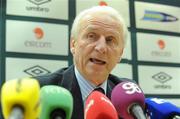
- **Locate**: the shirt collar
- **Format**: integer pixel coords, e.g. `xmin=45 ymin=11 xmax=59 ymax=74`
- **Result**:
xmin=74 ymin=66 xmax=107 ymax=104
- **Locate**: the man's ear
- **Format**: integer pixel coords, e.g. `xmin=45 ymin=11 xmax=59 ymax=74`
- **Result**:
xmin=70 ymin=38 xmax=76 ymax=54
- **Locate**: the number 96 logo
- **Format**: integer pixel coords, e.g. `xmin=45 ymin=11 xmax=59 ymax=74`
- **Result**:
xmin=122 ymin=82 xmax=142 ymax=94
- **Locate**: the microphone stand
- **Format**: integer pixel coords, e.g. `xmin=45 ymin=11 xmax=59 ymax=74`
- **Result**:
xmin=9 ymin=106 xmax=24 ymax=119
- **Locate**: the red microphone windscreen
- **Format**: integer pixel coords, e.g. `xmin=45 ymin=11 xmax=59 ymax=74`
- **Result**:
xmin=111 ymin=81 xmax=145 ymax=119
xmin=85 ymin=91 xmax=118 ymax=119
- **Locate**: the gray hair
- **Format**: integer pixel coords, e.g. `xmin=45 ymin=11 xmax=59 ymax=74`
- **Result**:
xmin=71 ymin=6 xmax=128 ymax=47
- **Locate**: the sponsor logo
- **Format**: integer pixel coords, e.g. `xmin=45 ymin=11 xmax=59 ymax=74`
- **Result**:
xmin=158 ymin=39 xmax=165 ymax=50
xmin=150 ymin=98 xmax=168 ymax=104
xmin=151 ymin=39 xmax=171 ymax=57
xmin=24 ymin=27 xmax=52 ymax=48
xmin=34 ymin=27 xmax=44 ymax=39
xmin=24 ymin=65 xmax=51 ymax=76
xmin=26 ymin=0 xmax=51 ymax=12
xmin=142 ymin=10 xmax=178 ymax=22
xmin=122 ymin=82 xmax=142 ymax=94
xmin=28 ymin=0 xmax=51 ymax=5
xmin=152 ymin=72 xmax=172 ymax=89
xmin=99 ymin=1 xmax=108 ymax=6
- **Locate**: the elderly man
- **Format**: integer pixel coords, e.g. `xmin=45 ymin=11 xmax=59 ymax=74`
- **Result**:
xmin=37 ymin=6 xmax=132 ymax=119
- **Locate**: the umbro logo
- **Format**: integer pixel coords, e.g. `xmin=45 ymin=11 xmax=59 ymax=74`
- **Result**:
xmin=24 ymin=65 xmax=51 ymax=76
xmin=152 ymin=72 xmax=172 ymax=84
xmin=28 ymin=0 xmax=51 ymax=5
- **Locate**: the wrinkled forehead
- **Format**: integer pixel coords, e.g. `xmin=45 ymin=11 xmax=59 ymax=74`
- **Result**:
xmin=79 ymin=11 xmax=122 ymax=31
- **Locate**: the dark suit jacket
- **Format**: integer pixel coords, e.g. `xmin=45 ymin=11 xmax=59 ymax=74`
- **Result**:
xmin=36 ymin=65 xmax=132 ymax=119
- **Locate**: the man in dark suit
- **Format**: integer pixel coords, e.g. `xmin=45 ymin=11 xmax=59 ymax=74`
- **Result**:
xmin=37 ymin=6 xmax=130 ymax=119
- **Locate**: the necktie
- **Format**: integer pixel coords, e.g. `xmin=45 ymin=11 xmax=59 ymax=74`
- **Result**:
xmin=94 ymin=87 xmax=105 ymax=94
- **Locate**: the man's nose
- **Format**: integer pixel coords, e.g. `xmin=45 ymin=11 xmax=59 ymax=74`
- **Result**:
xmin=94 ymin=36 xmax=107 ymax=54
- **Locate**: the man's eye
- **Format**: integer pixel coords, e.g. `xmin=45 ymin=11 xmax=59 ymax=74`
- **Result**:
xmin=106 ymin=36 xmax=114 ymax=43
xmin=87 ymin=33 xmax=96 ymax=39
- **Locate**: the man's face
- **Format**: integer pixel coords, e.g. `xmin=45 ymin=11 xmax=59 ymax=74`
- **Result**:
xmin=71 ymin=12 xmax=124 ymax=85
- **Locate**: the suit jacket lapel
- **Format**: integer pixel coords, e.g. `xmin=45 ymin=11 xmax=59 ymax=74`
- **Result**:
xmin=61 ymin=65 xmax=84 ymax=119
xmin=106 ymin=78 xmax=117 ymax=99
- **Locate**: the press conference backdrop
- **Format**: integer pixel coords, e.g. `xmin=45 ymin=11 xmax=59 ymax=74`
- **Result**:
xmin=0 ymin=0 xmax=180 ymax=106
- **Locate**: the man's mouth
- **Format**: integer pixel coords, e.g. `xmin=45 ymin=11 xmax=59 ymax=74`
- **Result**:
xmin=90 ymin=58 xmax=106 ymax=65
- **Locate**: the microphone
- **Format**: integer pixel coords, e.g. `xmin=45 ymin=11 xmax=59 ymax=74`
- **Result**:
xmin=84 ymin=90 xmax=118 ymax=119
xmin=1 ymin=77 xmax=41 ymax=119
xmin=40 ymin=85 xmax=73 ymax=119
xmin=111 ymin=81 xmax=146 ymax=119
xmin=145 ymin=98 xmax=180 ymax=119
